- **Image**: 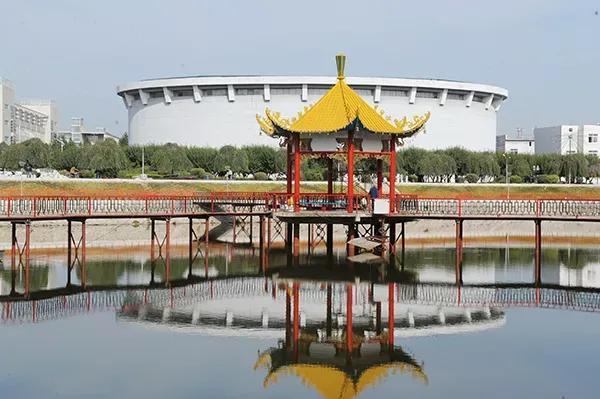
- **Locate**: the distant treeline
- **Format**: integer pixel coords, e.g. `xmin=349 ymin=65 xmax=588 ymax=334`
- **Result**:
xmin=0 ymin=135 xmax=598 ymax=183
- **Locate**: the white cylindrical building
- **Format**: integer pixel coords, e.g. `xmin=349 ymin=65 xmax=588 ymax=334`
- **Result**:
xmin=117 ymin=76 xmax=508 ymax=150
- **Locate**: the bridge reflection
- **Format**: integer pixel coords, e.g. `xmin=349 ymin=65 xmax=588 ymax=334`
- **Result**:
xmin=1 ymin=270 xmax=599 ymax=325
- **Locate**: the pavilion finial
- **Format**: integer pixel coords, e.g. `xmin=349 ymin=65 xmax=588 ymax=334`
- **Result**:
xmin=335 ymin=53 xmax=346 ymax=80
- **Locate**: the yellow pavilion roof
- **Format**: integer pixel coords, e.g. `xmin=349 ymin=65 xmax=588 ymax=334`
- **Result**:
xmin=257 ymin=54 xmax=430 ymax=137
xmin=254 ymin=349 xmax=428 ymax=399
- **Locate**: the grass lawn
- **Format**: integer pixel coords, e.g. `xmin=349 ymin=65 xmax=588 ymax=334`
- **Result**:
xmin=0 ymin=179 xmax=599 ymax=199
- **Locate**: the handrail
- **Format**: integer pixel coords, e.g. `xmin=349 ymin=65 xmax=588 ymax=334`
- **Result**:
xmin=0 ymin=194 xmax=599 ymax=219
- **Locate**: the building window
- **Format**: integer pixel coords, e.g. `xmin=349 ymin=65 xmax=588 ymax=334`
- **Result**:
xmin=529 ymin=141 xmax=532 ymax=146
xmin=416 ymin=90 xmax=439 ymax=99
xmin=447 ymin=92 xmax=465 ymax=100
xmin=566 ymin=150 xmax=576 ymax=154
xmin=589 ymin=150 xmax=598 ymax=156
xmin=381 ymin=89 xmax=408 ymax=97
xmin=509 ymin=149 xmax=518 ymax=154
xmin=271 ymin=87 xmax=302 ymax=95
xmin=235 ymin=88 xmax=262 ymax=96
xmin=203 ymin=88 xmax=227 ymax=97
xmin=589 ymin=134 xmax=598 ymax=143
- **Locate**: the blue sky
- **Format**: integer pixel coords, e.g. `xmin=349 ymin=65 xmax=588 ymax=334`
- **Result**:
xmin=2 ymin=0 xmax=599 ymax=137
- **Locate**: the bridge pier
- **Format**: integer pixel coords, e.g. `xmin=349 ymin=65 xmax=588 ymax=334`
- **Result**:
xmin=11 ymin=221 xmax=31 ymax=296
xmin=326 ymin=224 xmax=334 ymax=259
xmin=346 ymin=284 xmax=353 ymax=355
xmin=188 ymin=217 xmax=210 ymax=278
xmin=534 ymin=219 xmax=542 ymax=286
xmin=293 ymin=282 xmax=300 ymax=361
xmin=455 ymin=219 xmax=463 ymax=285
xmin=67 ymin=219 xmax=87 ymax=287
xmin=150 ymin=217 xmax=171 ymax=285
xmin=388 ymin=282 xmax=395 ymax=349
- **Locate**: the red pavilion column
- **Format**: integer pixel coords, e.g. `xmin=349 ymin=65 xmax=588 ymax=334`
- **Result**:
xmin=293 ymin=133 xmax=301 ymax=212
xmin=347 ymin=130 xmax=355 ymax=213
xmin=389 ymin=137 xmax=396 ymax=214
xmin=287 ymin=138 xmax=293 ymax=196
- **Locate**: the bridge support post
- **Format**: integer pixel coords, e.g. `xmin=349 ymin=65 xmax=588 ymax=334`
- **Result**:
xmin=388 ymin=282 xmax=394 ymax=349
xmin=24 ymin=221 xmax=31 ymax=297
xmin=326 ymin=284 xmax=332 ymax=338
xmin=286 ymin=223 xmax=293 ymax=266
xmin=534 ymin=219 xmax=542 ymax=286
xmin=346 ymin=224 xmax=355 ymax=257
xmin=249 ymin=206 xmax=254 ymax=246
xmin=293 ymin=223 xmax=300 ymax=265
xmin=389 ymin=222 xmax=396 ymax=256
xmin=66 ymin=219 xmax=87 ymax=287
xmin=259 ymin=215 xmax=265 ymax=272
xmin=293 ymin=282 xmax=300 ymax=361
xmin=455 ymin=219 xmax=463 ymax=285
xmin=326 ymin=223 xmax=334 ymax=260
xmin=165 ymin=217 xmax=171 ymax=286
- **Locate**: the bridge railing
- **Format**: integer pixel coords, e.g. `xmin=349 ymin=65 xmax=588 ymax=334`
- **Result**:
xmin=1 ymin=194 xmax=600 ymax=219
xmin=395 ymin=197 xmax=600 ymax=219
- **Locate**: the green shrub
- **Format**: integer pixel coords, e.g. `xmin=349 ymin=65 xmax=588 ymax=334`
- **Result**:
xmin=79 ymin=169 xmax=95 ymax=178
xmin=408 ymin=174 xmax=418 ymax=182
xmin=455 ymin=176 xmax=465 ymax=183
xmin=536 ymin=174 xmax=560 ymax=184
xmin=301 ymin=169 xmax=322 ymax=181
xmin=254 ymin=171 xmax=268 ymax=180
xmin=190 ymin=167 xmax=207 ymax=178
xmin=465 ymin=173 xmax=479 ymax=183
xmin=510 ymin=175 xmax=523 ymax=184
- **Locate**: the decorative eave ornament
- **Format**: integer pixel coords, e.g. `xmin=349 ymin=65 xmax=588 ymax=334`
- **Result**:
xmin=256 ymin=54 xmax=430 ymax=138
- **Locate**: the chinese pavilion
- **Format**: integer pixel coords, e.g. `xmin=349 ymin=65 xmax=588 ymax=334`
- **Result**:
xmin=254 ymin=281 xmax=427 ymax=399
xmin=257 ymin=54 xmax=430 ymax=214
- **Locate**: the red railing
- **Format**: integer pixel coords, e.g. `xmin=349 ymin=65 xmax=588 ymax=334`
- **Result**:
xmin=0 ymin=194 xmax=599 ymax=220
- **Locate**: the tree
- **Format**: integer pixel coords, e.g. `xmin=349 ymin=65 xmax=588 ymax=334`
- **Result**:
xmin=53 ymin=140 xmax=80 ymax=170
xmin=215 ymin=145 xmax=248 ymax=175
xmin=20 ymin=139 xmax=51 ymax=168
xmin=244 ymin=145 xmax=285 ymax=174
xmin=560 ymin=154 xmax=588 ymax=183
xmin=186 ymin=147 xmax=219 ymax=172
xmin=86 ymin=141 xmax=129 ymax=177
xmin=119 ymin=133 xmax=129 ymax=146
xmin=150 ymin=144 xmax=193 ymax=175
xmin=444 ymin=147 xmax=471 ymax=176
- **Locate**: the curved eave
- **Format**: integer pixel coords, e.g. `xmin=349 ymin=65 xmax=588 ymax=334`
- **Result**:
xmin=261 ymin=111 xmax=430 ymax=137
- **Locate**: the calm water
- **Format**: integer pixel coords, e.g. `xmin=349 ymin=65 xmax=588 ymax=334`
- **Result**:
xmin=1 ymin=243 xmax=600 ymax=398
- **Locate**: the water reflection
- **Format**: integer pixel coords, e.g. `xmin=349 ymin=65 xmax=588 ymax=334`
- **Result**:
xmin=1 ymin=243 xmax=600 ymax=398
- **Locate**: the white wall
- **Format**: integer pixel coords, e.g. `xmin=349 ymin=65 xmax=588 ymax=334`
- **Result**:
xmin=20 ymin=101 xmax=58 ymax=143
xmin=579 ymin=125 xmax=600 ymax=156
xmin=124 ymin=79 xmax=505 ymax=151
xmin=0 ymin=80 xmax=15 ymax=143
